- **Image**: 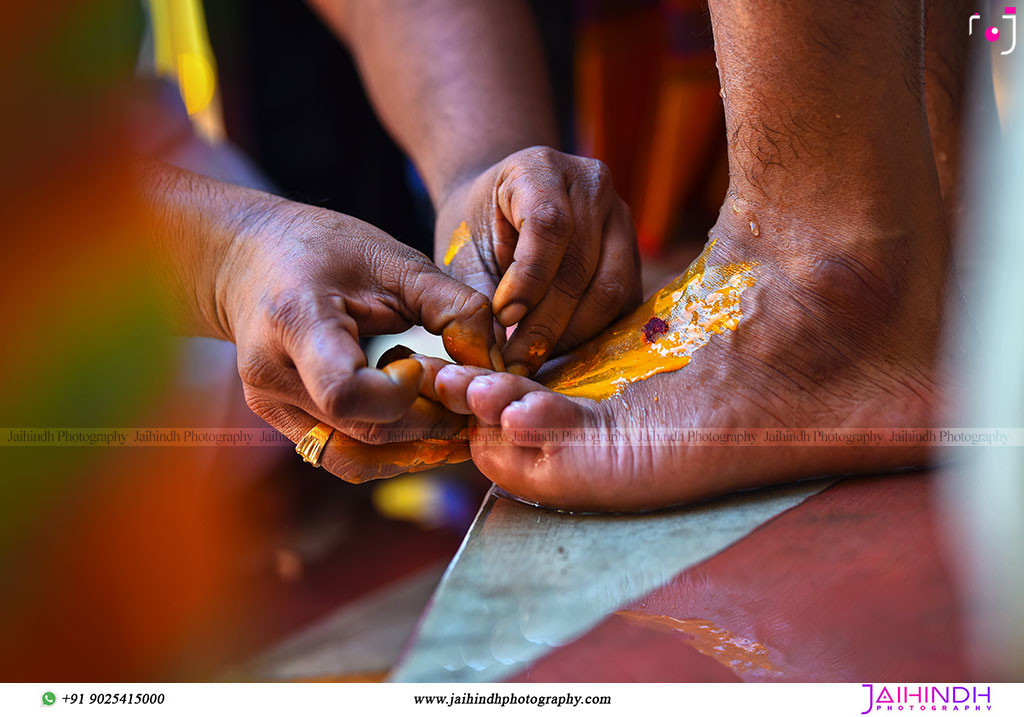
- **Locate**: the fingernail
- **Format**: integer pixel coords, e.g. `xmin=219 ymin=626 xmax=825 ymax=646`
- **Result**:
xmin=489 ymin=345 xmax=506 ymax=372
xmin=442 ymin=324 xmax=491 ymax=368
xmin=507 ymin=363 xmax=530 ymax=377
xmin=496 ymin=302 xmax=528 ymax=327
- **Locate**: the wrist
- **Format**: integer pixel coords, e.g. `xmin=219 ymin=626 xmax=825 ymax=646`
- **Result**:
xmin=137 ymin=162 xmax=233 ymax=340
xmin=212 ymin=192 xmax=297 ymax=343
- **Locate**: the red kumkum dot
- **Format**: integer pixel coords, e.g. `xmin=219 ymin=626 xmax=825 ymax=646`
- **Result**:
xmin=641 ymin=316 xmax=669 ymax=343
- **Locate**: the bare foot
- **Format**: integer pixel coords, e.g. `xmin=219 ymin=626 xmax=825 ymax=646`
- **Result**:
xmin=433 ymin=0 xmax=954 ymax=511
xmin=435 ymin=198 xmax=950 ymax=511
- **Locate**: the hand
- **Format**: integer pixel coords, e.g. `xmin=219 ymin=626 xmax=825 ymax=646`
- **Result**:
xmin=216 ymin=199 xmax=498 ymax=481
xmin=435 ymin=146 xmax=642 ymax=375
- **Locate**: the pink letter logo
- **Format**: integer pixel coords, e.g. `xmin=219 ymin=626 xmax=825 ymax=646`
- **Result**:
xmin=971 ymin=7 xmax=1017 ymax=55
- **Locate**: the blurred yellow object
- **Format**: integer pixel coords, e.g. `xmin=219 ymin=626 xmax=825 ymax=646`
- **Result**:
xmin=147 ymin=0 xmax=224 ymax=142
xmin=373 ymin=475 xmax=442 ymax=526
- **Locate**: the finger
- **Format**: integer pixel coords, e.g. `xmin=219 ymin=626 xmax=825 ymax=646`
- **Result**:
xmin=552 ymin=200 xmax=643 ymax=354
xmin=491 ymin=157 xmax=576 ymax=326
xmin=279 ymin=296 xmax=421 ymax=423
xmin=376 ymin=348 xmax=455 ymax=401
xmin=347 ymin=356 xmax=470 ymax=444
xmin=491 ymin=209 xmax=519 ymax=276
xmin=254 ymin=399 xmax=470 ymax=482
xmin=338 ymin=357 xmax=468 ymax=444
xmin=499 ymin=241 xmax=597 ymax=374
xmin=331 ymin=431 xmax=471 ymax=483
xmin=380 ymin=358 xmax=424 ymax=396
xmin=434 ymin=364 xmax=496 ymax=415
xmin=388 ymin=260 xmax=500 ymax=370
xmin=438 ymin=220 xmax=501 ymax=299
xmin=497 ymin=162 xmax=614 ymax=371
xmin=247 ymin=349 xmax=463 ymax=443
xmin=341 ymin=395 xmax=469 ymax=445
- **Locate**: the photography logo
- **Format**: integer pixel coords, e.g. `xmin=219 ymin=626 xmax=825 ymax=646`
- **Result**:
xmin=860 ymin=684 xmax=993 ymax=713
xmin=970 ymin=7 xmax=1017 ymax=55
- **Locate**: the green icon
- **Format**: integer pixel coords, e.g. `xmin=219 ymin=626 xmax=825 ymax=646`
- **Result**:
xmin=42 ymin=692 xmax=56 ymax=706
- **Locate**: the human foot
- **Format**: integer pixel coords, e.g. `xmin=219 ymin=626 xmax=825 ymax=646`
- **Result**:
xmin=432 ymin=0 xmax=959 ymax=511
xmin=434 ymin=191 xmax=951 ymax=512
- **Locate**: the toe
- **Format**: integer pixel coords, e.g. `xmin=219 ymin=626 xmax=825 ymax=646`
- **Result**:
xmin=435 ymin=364 xmax=494 ymax=414
xmin=411 ymin=354 xmax=453 ymax=402
xmin=500 ymin=390 xmax=589 ymax=441
xmin=464 ymin=372 xmax=550 ymax=425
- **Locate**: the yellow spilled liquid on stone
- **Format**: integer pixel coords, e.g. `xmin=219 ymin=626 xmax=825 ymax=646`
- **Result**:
xmin=616 ymin=610 xmax=782 ymax=677
xmin=544 ymin=241 xmax=757 ymax=400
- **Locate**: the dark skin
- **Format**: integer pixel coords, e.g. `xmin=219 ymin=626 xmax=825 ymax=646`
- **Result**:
xmin=141 ymin=163 xmax=485 ymax=479
xmin=311 ymin=0 xmax=642 ymax=374
xmin=924 ymin=0 xmax=1001 ymax=230
xmin=148 ymin=1 xmax=984 ymax=497
xmin=142 ymin=2 xmax=642 ymax=481
xmin=435 ymin=0 xmax=955 ymax=511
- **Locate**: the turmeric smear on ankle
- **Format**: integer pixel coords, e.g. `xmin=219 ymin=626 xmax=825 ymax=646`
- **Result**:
xmin=443 ymin=221 xmax=472 ymax=265
xmin=544 ymin=241 xmax=757 ymax=400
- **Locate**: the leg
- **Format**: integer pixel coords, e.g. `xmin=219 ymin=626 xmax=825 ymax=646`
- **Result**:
xmin=436 ymin=0 xmax=952 ymax=511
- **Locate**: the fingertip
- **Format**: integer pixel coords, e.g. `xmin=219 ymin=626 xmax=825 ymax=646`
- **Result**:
xmin=418 ymin=276 xmax=495 ymax=367
xmin=501 ymin=330 xmax=551 ymax=375
xmin=506 ymin=363 xmax=530 ymax=377
xmin=495 ymin=301 xmax=528 ymax=327
xmin=442 ymin=319 xmax=494 ymax=369
xmin=492 ymin=320 xmax=507 ymax=348
xmin=492 ymin=270 xmax=536 ymax=321
xmin=381 ymin=358 xmax=424 ymax=394
xmin=323 ymin=367 xmax=417 ymax=423
xmin=489 ymin=344 xmax=506 ymax=372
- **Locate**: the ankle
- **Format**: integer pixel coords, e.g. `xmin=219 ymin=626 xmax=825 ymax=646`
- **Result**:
xmin=710 ymin=190 xmax=947 ymax=335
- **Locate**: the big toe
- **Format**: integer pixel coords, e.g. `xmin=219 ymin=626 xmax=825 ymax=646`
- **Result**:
xmin=499 ymin=390 xmax=590 ymax=440
xmin=464 ymin=373 xmax=583 ymax=429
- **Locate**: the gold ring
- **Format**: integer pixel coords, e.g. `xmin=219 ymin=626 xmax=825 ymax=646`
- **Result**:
xmin=295 ymin=421 xmax=334 ymax=468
